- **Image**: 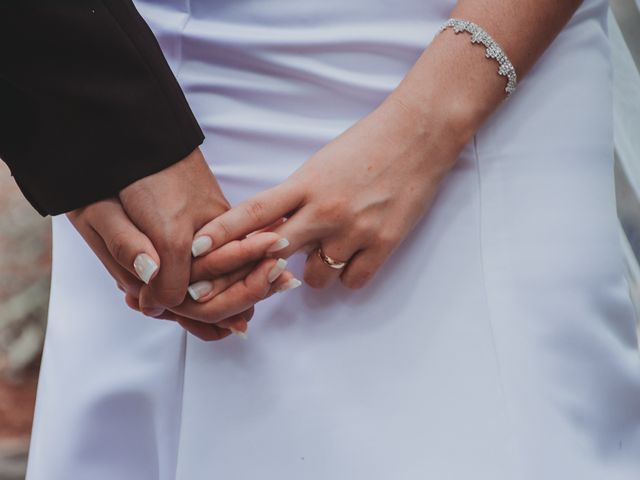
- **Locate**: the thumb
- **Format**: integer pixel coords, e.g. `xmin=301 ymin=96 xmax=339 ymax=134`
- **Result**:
xmin=88 ymin=198 xmax=161 ymax=284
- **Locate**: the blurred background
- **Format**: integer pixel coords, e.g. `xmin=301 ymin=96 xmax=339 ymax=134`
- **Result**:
xmin=0 ymin=160 xmax=49 ymax=480
xmin=0 ymin=3 xmax=639 ymax=480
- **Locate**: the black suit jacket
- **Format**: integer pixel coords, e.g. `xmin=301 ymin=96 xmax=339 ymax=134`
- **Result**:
xmin=0 ymin=0 xmax=204 ymax=215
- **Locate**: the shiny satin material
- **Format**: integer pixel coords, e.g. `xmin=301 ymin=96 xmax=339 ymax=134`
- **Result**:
xmin=27 ymin=1 xmax=640 ymax=478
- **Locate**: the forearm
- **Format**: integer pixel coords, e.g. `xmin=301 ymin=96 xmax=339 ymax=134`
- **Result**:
xmin=389 ymin=0 xmax=582 ymax=157
xmin=0 ymin=0 xmax=204 ymax=216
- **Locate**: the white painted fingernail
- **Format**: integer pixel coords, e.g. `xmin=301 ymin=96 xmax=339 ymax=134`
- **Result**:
xmin=278 ymin=278 xmax=302 ymax=292
xmin=133 ymin=254 xmax=158 ymax=284
xmin=192 ymin=236 xmax=213 ymax=257
xmin=267 ymin=258 xmax=287 ymax=283
xmin=187 ymin=280 xmax=213 ymax=301
xmin=229 ymin=327 xmax=248 ymax=339
xmin=266 ymin=237 xmax=289 ymax=253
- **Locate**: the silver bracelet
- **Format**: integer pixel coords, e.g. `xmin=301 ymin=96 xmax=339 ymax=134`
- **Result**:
xmin=439 ymin=18 xmax=517 ymax=97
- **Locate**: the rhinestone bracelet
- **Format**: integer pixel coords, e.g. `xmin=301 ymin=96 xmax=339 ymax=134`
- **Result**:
xmin=439 ymin=18 xmax=517 ymax=97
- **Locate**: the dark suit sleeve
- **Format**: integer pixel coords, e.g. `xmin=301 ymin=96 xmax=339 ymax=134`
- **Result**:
xmin=0 ymin=0 xmax=205 ymax=216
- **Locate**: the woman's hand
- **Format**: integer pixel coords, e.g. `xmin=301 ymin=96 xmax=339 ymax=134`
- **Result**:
xmin=141 ymin=231 xmax=299 ymax=341
xmin=191 ymin=94 xmax=466 ymax=290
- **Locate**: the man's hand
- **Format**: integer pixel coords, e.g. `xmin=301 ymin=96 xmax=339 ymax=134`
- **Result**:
xmin=68 ymin=200 xmax=297 ymax=341
xmin=67 ymin=148 xmax=299 ymax=341
xmin=117 ymin=147 xmax=230 ymax=315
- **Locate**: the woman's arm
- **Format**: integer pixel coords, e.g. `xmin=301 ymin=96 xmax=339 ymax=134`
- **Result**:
xmin=391 ymin=0 xmax=583 ymax=158
xmin=189 ymin=1 xmax=588 ymax=290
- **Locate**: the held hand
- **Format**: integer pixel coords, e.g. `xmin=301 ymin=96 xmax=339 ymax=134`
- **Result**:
xmin=191 ymin=95 xmax=465 ymax=290
xmin=124 ymin=232 xmax=299 ymax=340
xmin=171 ymin=231 xmax=298 ymax=340
xmin=118 ymin=147 xmax=230 ymax=315
xmin=69 ymin=198 xmax=297 ymax=341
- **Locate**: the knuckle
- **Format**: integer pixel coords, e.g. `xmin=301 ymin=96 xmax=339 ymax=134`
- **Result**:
xmin=156 ymin=232 xmax=191 ymax=257
xmin=233 ymin=238 xmax=254 ymax=260
xmin=352 ymin=217 xmax=376 ymax=237
xmin=243 ymin=199 xmax=267 ymax=225
xmin=375 ymin=231 xmax=399 ymax=250
xmin=215 ymin=219 xmax=234 ymax=245
xmin=244 ymin=281 xmax=268 ymax=303
xmin=314 ymin=199 xmax=351 ymax=224
xmin=107 ymin=230 xmax=134 ymax=263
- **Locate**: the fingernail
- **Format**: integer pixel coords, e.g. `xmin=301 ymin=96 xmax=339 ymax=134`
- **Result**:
xmin=267 ymin=258 xmax=287 ymax=283
xmin=187 ymin=280 xmax=213 ymax=301
xmin=229 ymin=327 xmax=248 ymax=339
xmin=266 ymin=237 xmax=289 ymax=253
xmin=133 ymin=254 xmax=159 ymax=284
xmin=278 ymin=278 xmax=302 ymax=292
xmin=192 ymin=236 xmax=213 ymax=257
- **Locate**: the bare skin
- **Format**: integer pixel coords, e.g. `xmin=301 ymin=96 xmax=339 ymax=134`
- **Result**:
xmin=191 ymin=0 xmax=583 ymax=290
xmin=67 ymin=149 xmax=297 ymax=341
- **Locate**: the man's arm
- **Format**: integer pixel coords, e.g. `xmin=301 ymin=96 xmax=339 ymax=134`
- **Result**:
xmin=0 ymin=0 xmax=203 ymax=215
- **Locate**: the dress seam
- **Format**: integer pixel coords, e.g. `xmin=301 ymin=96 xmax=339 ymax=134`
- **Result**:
xmin=472 ymin=134 xmax=522 ymax=478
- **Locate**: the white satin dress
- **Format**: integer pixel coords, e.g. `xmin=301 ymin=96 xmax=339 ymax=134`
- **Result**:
xmin=26 ymin=1 xmax=640 ymax=478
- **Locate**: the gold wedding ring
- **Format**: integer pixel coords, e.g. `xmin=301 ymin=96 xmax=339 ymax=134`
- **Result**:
xmin=316 ymin=247 xmax=348 ymax=270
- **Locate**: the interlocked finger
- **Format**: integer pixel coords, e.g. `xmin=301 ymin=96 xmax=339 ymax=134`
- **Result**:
xmin=192 ymin=182 xmax=304 ymax=255
xmin=170 ymin=257 xmax=298 ymax=324
xmin=190 ymin=232 xmax=285 ymax=282
xmin=124 ymin=292 xmax=254 ymax=341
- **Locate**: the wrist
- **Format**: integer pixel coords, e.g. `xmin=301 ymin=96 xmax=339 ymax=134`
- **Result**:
xmin=385 ymin=86 xmax=477 ymax=152
xmin=373 ymin=92 xmax=467 ymax=181
xmin=387 ymin=27 xmax=509 ymax=153
xmin=380 ymin=84 xmax=477 ymax=177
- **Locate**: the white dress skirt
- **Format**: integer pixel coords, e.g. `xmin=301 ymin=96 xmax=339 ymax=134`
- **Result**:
xmin=26 ymin=0 xmax=640 ymax=478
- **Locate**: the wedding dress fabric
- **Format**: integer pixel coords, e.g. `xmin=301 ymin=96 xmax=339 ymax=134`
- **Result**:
xmin=27 ymin=1 xmax=640 ymax=478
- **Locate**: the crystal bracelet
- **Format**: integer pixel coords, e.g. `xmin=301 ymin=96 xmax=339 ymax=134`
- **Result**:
xmin=438 ymin=18 xmax=517 ymax=97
